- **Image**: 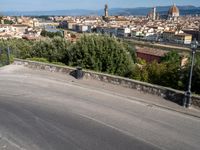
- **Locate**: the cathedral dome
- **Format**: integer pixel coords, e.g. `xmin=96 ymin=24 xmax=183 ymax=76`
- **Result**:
xmin=168 ymin=4 xmax=179 ymax=17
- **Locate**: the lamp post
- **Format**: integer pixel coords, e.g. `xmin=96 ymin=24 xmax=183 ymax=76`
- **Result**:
xmin=7 ymin=47 xmax=11 ymax=65
xmin=183 ymin=39 xmax=198 ymax=108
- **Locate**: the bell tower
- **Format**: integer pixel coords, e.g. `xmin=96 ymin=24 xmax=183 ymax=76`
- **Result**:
xmin=153 ymin=6 xmax=156 ymax=20
xmin=0 ymin=13 xmax=3 ymax=24
xmin=104 ymin=4 xmax=108 ymax=17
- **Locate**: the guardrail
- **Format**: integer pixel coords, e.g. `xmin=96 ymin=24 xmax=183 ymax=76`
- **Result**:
xmin=13 ymin=58 xmax=200 ymax=108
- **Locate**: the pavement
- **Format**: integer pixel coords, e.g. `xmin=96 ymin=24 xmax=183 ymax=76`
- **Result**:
xmin=0 ymin=64 xmax=200 ymax=150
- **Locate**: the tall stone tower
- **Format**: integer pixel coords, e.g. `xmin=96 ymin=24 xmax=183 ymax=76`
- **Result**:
xmin=147 ymin=6 xmax=157 ymax=20
xmin=104 ymin=4 xmax=109 ymax=17
xmin=0 ymin=12 xmax=4 ymax=24
xmin=153 ymin=7 xmax=156 ymax=20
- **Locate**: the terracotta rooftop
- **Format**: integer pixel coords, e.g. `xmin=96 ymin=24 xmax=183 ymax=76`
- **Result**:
xmin=168 ymin=4 xmax=179 ymax=15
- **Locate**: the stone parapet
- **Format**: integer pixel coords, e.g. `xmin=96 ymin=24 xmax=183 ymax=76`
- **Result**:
xmin=14 ymin=58 xmax=200 ymax=108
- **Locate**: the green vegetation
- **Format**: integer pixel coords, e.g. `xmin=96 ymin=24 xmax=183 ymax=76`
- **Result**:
xmin=3 ymin=19 xmax=14 ymax=25
xmin=41 ymin=30 xmax=63 ymax=38
xmin=67 ymin=35 xmax=134 ymax=76
xmin=0 ymin=46 xmax=14 ymax=67
xmin=31 ymin=37 xmax=69 ymax=62
xmin=128 ymin=57 xmax=183 ymax=90
xmin=0 ymin=53 xmax=8 ymax=67
xmin=161 ymin=50 xmax=181 ymax=64
xmin=26 ymin=57 xmax=49 ymax=63
xmin=192 ymin=56 xmax=200 ymax=93
xmin=0 ymin=35 xmax=199 ymax=94
xmin=26 ymin=57 xmax=65 ymax=66
xmin=0 ymin=54 xmax=14 ymax=67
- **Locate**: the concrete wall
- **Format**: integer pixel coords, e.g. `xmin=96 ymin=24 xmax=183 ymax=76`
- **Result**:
xmin=13 ymin=58 xmax=200 ymax=108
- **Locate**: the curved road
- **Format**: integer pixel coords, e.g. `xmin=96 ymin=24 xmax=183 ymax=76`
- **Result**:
xmin=0 ymin=65 xmax=200 ymax=150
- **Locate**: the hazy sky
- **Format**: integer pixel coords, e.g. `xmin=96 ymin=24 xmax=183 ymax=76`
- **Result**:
xmin=0 ymin=0 xmax=199 ymax=11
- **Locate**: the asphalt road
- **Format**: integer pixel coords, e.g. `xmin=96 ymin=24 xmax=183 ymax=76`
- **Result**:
xmin=0 ymin=65 xmax=200 ymax=150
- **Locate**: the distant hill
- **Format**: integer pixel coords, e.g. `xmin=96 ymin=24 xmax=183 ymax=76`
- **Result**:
xmin=108 ymin=6 xmax=200 ymax=16
xmin=2 ymin=5 xmax=200 ymax=16
xmin=2 ymin=9 xmax=95 ymax=16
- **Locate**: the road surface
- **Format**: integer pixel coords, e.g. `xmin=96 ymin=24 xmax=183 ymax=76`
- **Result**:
xmin=0 ymin=65 xmax=200 ymax=150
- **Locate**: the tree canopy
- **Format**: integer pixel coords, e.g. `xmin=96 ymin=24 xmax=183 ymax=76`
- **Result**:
xmin=41 ymin=30 xmax=63 ymax=38
xmin=68 ymin=35 xmax=134 ymax=76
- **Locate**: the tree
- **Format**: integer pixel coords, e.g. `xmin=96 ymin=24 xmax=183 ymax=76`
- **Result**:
xmin=132 ymin=65 xmax=149 ymax=82
xmin=147 ymin=61 xmax=165 ymax=85
xmin=192 ymin=55 xmax=200 ymax=94
xmin=179 ymin=53 xmax=200 ymax=94
xmin=160 ymin=62 xmax=183 ymax=89
xmin=123 ymin=42 xmax=136 ymax=63
xmin=68 ymin=35 xmax=134 ymax=76
xmin=0 ymin=39 xmax=33 ymax=59
xmin=161 ymin=50 xmax=181 ymax=64
xmin=31 ymin=37 xmax=70 ymax=62
xmin=41 ymin=30 xmax=63 ymax=38
xmin=4 ymin=19 xmax=14 ymax=25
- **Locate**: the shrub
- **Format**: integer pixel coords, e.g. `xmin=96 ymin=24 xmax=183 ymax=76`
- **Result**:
xmin=26 ymin=57 xmax=49 ymax=63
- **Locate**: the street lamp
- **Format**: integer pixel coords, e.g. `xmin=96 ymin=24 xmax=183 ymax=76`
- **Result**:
xmin=7 ymin=47 xmax=11 ymax=65
xmin=183 ymin=39 xmax=198 ymax=108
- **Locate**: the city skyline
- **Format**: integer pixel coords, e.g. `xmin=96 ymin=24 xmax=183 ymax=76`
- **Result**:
xmin=0 ymin=0 xmax=200 ymax=12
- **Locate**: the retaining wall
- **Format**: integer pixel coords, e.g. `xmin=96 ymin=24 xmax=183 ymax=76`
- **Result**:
xmin=14 ymin=58 xmax=200 ymax=108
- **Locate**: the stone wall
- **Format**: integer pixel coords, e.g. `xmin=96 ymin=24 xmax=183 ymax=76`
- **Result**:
xmin=14 ymin=58 xmax=200 ymax=108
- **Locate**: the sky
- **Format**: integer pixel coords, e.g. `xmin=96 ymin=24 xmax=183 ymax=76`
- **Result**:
xmin=0 ymin=0 xmax=199 ymax=11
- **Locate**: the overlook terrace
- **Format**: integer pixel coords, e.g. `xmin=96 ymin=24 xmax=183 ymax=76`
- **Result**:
xmin=0 ymin=59 xmax=200 ymax=150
